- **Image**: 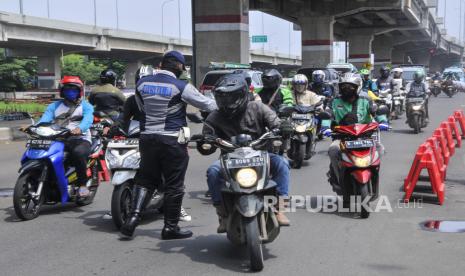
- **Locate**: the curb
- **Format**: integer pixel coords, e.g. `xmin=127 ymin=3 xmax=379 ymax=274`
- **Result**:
xmin=0 ymin=127 xmax=28 ymax=141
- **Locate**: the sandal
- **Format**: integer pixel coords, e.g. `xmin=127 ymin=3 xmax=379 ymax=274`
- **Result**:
xmin=78 ymin=186 xmax=90 ymax=198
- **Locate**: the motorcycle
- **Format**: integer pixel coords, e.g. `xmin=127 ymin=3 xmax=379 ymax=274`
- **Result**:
xmin=105 ymin=120 xmax=164 ymax=229
xmin=279 ymin=103 xmax=322 ymax=169
xmin=328 ymin=123 xmax=381 ymax=219
xmin=13 ymin=122 xmax=104 ymax=220
xmin=391 ymin=79 xmax=406 ymax=119
xmin=193 ymin=131 xmax=282 ymax=271
xmin=430 ymin=79 xmax=442 ymax=97
xmin=378 ymin=89 xmax=393 ymax=120
xmin=441 ymin=80 xmax=458 ymax=98
xmin=406 ymin=95 xmax=428 ymax=134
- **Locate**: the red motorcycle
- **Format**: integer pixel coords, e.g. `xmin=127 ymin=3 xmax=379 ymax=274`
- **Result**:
xmin=329 ymin=123 xmax=381 ymax=218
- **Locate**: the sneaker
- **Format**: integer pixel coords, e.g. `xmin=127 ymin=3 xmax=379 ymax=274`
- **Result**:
xmin=204 ymin=191 xmax=212 ymax=198
xmin=102 ymin=212 xmax=112 ymax=220
xmin=179 ymin=207 xmax=192 ymax=222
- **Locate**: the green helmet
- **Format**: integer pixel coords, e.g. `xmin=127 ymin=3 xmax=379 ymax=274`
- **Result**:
xmin=359 ymin=69 xmax=370 ymax=76
xmin=413 ymin=70 xmax=425 ymax=82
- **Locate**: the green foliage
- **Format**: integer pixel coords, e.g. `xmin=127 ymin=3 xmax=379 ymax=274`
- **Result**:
xmin=0 ymin=49 xmax=37 ymax=91
xmin=62 ymin=54 xmax=106 ymax=84
xmin=0 ymin=101 xmax=46 ymax=114
xmin=62 ymin=54 xmax=128 ymax=84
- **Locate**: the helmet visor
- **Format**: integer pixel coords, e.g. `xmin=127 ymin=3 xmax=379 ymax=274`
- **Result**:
xmin=214 ymin=91 xmax=244 ymax=111
xmin=340 ymin=83 xmax=357 ymax=97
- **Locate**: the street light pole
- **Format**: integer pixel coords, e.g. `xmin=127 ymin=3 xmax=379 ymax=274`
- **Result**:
xmin=161 ymin=0 xmax=175 ymax=37
xmin=19 ymin=0 xmax=23 ymax=14
xmin=178 ymin=0 xmax=181 ymax=40
xmin=115 ymin=0 xmax=119 ymax=29
xmin=47 ymin=0 xmax=50 ymax=18
xmin=93 ymin=0 xmax=97 ymax=26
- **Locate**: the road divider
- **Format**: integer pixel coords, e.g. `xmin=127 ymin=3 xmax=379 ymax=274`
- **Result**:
xmin=404 ymin=110 xmax=465 ymax=205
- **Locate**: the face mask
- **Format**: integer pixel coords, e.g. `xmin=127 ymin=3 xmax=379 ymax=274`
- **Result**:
xmin=63 ymin=88 xmax=80 ymax=102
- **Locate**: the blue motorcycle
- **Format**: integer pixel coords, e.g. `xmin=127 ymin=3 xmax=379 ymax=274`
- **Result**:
xmin=13 ymin=123 xmax=103 ymax=220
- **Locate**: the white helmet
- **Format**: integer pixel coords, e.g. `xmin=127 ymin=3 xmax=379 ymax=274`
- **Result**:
xmin=392 ymin=67 xmax=403 ymax=78
xmin=312 ymin=70 xmax=326 ymax=83
xmin=291 ymin=74 xmax=308 ymax=94
xmin=339 ymin=72 xmax=362 ymax=94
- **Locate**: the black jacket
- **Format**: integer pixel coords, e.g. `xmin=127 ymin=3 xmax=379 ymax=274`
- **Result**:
xmin=202 ymin=101 xmax=280 ymax=147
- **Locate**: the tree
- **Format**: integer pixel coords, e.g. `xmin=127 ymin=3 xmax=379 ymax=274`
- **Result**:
xmin=0 ymin=48 xmax=37 ymax=91
xmin=61 ymin=54 xmax=106 ymax=84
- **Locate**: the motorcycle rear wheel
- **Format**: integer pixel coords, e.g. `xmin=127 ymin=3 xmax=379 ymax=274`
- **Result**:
xmin=13 ymin=170 xmax=44 ymax=220
xmin=243 ymin=216 xmax=264 ymax=271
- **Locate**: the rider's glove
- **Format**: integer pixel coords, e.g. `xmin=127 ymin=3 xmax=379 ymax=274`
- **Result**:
xmin=379 ymin=122 xmax=390 ymax=131
xmin=321 ymin=127 xmax=332 ymax=137
xmin=279 ymin=120 xmax=293 ymax=137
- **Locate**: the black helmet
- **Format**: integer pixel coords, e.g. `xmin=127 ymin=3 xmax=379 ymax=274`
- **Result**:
xmin=262 ymin=69 xmax=282 ymax=89
xmin=379 ymin=66 xmax=390 ymax=79
xmin=214 ymin=74 xmax=249 ymax=118
xmin=100 ymin=69 xmax=117 ymax=85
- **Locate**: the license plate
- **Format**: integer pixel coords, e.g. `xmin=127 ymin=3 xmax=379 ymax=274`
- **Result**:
xmin=292 ymin=113 xmax=311 ymax=120
xmin=227 ymin=157 xmax=265 ymax=168
xmin=27 ymin=139 xmax=52 ymax=149
xmin=345 ymin=140 xmax=374 ymax=149
xmin=111 ymin=139 xmax=139 ymax=145
xmin=92 ymin=123 xmax=104 ymax=131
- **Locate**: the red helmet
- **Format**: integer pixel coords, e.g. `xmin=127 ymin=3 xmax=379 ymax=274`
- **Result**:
xmin=59 ymin=76 xmax=84 ymax=98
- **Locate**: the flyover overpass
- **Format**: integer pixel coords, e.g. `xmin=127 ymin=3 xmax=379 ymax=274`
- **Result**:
xmin=194 ymin=0 xmax=463 ymax=85
xmin=0 ymin=11 xmax=300 ymax=89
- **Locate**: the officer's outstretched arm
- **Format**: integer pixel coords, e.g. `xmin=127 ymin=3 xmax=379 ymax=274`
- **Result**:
xmin=182 ymin=84 xmax=218 ymax=112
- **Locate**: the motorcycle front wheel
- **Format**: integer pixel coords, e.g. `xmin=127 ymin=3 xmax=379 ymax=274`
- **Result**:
xmin=291 ymin=141 xmax=305 ymax=169
xmin=357 ymin=183 xmax=371 ymax=219
xmin=243 ymin=216 xmax=264 ymax=271
xmin=111 ymin=181 xmax=133 ymax=229
xmin=411 ymin=114 xmax=421 ymax=134
xmin=13 ymin=170 xmax=44 ymax=220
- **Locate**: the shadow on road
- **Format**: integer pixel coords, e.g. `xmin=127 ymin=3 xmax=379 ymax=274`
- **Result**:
xmin=149 ymin=234 xmax=276 ymax=273
xmin=187 ymin=190 xmax=212 ymax=205
xmin=2 ymin=203 xmax=86 ymax=222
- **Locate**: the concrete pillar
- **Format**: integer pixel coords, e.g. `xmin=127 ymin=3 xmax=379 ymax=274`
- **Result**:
xmin=391 ymin=48 xmax=407 ymax=65
xmin=193 ymin=0 xmax=249 ymax=87
xmin=372 ymin=36 xmax=393 ymax=73
xmin=348 ymin=34 xmax=373 ymax=70
xmin=406 ymin=50 xmax=431 ymax=69
xmin=37 ymin=53 xmax=61 ymax=89
xmin=125 ymin=61 xmax=142 ymax=89
xmin=300 ymin=16 xmax=334 ymax=67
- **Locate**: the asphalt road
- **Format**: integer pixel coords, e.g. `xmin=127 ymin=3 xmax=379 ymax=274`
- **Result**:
xmin=1 ymin=93 xmax=465 ymax=276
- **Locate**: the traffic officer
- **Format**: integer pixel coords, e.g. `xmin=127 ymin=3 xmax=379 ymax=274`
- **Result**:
xmin=120 ymin=51 xmax=217 ymax=240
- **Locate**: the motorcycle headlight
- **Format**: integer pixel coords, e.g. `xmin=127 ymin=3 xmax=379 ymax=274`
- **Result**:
xmin=235 ymin=168 xmax=258 ymax=188
xmin=34 ymin=126 xmax=61 ymax=137
xmin=353 ymin=156 xmax=371 ymax=168
xmin=122 ymin=151 xmax=140 ymax=169
xmin=412 ymin=105 xmax=422 ymax=111
xmin=105 ymin=150 xmax=122 ymax=169
xmin=295 ymin=125 xmax=306 ymax=133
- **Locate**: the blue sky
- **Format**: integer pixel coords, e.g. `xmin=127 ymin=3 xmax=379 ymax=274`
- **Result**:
xmin=0 ymin=0 xmax=462 ymax=56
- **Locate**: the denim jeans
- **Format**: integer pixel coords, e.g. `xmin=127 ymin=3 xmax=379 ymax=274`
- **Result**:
xmin=206 ymin=153 xmax=290 ymax=204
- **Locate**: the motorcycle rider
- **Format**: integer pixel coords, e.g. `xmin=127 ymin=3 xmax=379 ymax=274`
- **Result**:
xmin=375 ymin=66 xmax=394 ymax=96
xmin=323 ymin=73 xmax=387 ymax=194
xmin=291 ymin=74 xmax=323 ymax=107
xmin=89 ymin=69 xmax=126 ymax=120
xmin=255 ymin=69 xmax=294 ymax=112
xmin=39 ymin=76 xmax=94 ymax=198
xmin=405 ymin=70 xmax=430 ymax=123
xmin=309 ymin=70 xmax=334 ymax=98
xmin=360 ymin=69 xmax=378 ymax=93
xmin=198 ymin=74 xmax=292 ymax=231
xmin=120 ymin=51 xmax=217 ymax=239
xmin=432 ymin=71 xmax=442 ymax=81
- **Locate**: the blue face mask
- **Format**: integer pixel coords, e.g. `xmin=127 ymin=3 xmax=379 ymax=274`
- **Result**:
xmin=62 ymin=88 xmax=80 ymax=101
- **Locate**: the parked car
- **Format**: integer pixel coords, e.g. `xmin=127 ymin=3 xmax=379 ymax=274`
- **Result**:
xmin=296 ymin=67 xmax=339 ymax=95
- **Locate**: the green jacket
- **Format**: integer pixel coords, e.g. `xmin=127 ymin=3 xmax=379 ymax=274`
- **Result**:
xmin=255 ymin=86 xmax=294 ymax=112
xmin=322 ymin=97 xmax=373 ymax=128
